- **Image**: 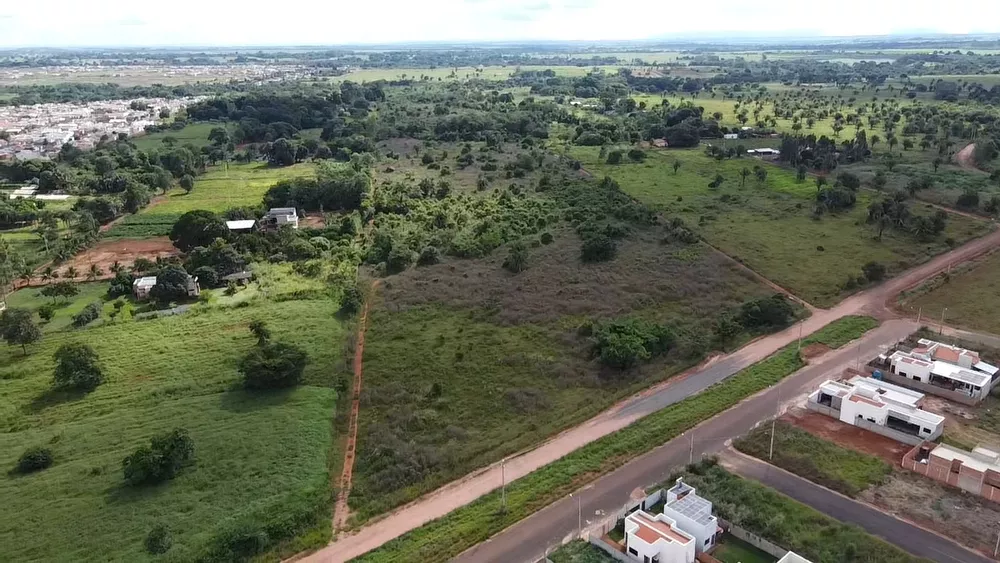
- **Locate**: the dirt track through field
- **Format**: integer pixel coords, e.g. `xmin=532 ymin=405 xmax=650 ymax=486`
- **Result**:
xmin=332 ymin=283 xmax=375 ymax=532
xmin=955 ymin=143 xmax=981 ymax=172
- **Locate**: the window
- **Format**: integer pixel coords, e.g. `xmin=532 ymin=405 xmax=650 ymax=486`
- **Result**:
xmin=629 ymin=547 xmax=638 ymax=556
xmin=921 ymin=427 xmax=930 ymax=434
xmin=644 ymin=556 xmax=650 ymax=563
xmin=705 ymin=538 xmax=711 ymax=546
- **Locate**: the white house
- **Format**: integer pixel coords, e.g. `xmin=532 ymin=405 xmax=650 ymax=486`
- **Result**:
xmin=661 ymin=479 xmax=721 ymax=553
xmin=624 ymin=510 xmax=696 ymax=563
xmin=261 ymin=207 xmax=299 ymax=231
xmin=885 ymin=338 xmax=998 ymax=401
xmin=747 ymin=148 xmax=780 ymax=159
xmin=132 ymin=276 xmax=157 ymax=300
xmin=808 ymin=376 xmax=944 ymax=443
xmin=722 ymin=133 xmax=739 ymax=140
xmin=777 ymin=553 xmax=813 ymax=563
xmin=225 ymin=219 xmax=256 ymax=233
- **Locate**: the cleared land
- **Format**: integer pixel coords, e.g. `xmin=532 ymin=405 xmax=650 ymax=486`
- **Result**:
xmin=105 ymin=162 xmax=315 ymax=238
xmin=569 ymin=146 xmax=991 ymax=307
xmin=548 ymin=540 xmax=618 ymax=563
xmin=131 ymin=122 xmax=234 ymax=151
xmin=349 ymin=229 xmax=775 ymax=522
xmin=45 ymin=237 xmax=179 ymax=278
xmin=0 ymin=296 xmax=346 ymax=562
xmin=712 ymin=536 xmax=777 ymax=563
xmin=734 ymin=419 xmax=893 ymax=497
xmin=899 ymin=250 xmax=1000 ymax=335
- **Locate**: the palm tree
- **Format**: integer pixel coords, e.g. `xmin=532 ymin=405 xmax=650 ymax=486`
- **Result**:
xmin=87 ymin=264 xmax=104 ymax=281
xmin=40 ymin=266 xmax=55 ymax=284
xmin=110 ymin=261 xmax=124 ymax=275
xmin=65 ymin=266 xmax=78 ymax=280
xmin=18 ymin=264 xmax=33 ymax=287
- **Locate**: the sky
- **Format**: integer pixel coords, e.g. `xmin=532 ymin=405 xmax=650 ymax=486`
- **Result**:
xmin=1 ymin=0 xmax=999 ymax=48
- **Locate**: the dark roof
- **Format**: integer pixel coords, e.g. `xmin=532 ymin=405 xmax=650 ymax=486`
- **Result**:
xmin=222 ymin=271 xmax=254 ymax=281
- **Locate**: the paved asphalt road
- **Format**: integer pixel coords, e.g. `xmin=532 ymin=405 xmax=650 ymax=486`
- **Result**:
xmin=453 ymin=320 xmax=922 ymax=563
xmin=721 ymin=451 xmax=994 ymax=563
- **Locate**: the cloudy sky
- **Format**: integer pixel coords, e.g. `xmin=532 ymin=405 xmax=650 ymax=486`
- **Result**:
xmin=0 ymin=0 xmax=997 ymax=47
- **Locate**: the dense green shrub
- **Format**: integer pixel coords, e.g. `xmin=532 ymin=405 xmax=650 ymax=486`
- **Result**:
xmin=738 ymin=294 xmax=795 ymax=330
xmin=36 ymin=304 xmax=55 ymax=322
xmin=417 ymin=246 xmax=441 ymax=266
xmin=15 ymin=447 xmax=53 ymax=474
xmin=502 ymin=242 xmax=529 ymax=273
xmin=53 ymin=342 xmax=103 ymax=391
xmin=144 ymin=524 xmax=172 ymax=555
xmin=122 ymin=428 xmax=195 ymax=486
xmin=71 ymin=301 xmax=102 ymax=328
xmin=339 ymin=286 xmax=364 ymax=316
xmin=862 ymin=261 xmax=887 ymax=282
xmin=239 ymin=342 xmax=309 ymax=389
xmin=593 ymin=318 xmax=675 ymax=369
xmin=580 ymin=234 xmax=616 ymax=263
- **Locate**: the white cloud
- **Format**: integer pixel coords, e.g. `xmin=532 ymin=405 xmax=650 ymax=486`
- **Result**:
xmin=0 ymin=0 xmax=997 ymax=47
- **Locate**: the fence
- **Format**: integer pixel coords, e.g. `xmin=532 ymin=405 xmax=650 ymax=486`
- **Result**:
xmin=589 ymin=535 xmax=633 ymax=563
xmin=878 ymin=372 xmax=981 ymax=406
xmin=718 ymin=518 xmax=789 ymax=559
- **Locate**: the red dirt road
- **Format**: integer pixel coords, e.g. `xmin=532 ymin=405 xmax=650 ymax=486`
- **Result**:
xmin=783 ymin=408 xmax=912 ymax=464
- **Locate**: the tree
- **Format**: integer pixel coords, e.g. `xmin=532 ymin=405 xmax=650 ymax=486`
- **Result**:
xmin=339 ymin=286 xmax=363 ymax=316
xmin=581 ymin=234 xmax=616 ymax=263
xmin=40 ymin=281 xmax=78 ymax=303
xmin=862 ymin=261 xmax=887 ymax=282
xmin=179 ymin=175 xmax=195 ymax=193
xmin=0 ymin=308 xmax=40 ymax=355
xmin=754 ymin=166 xmax=768 ymax=184
xmin=606 ymin=150 xmax=623 ymax=165
xmin=64 ymin=266 xmax=79 ymax=281
xmin=871 ymin=171 xmax=888 ymax=192
xmin=122 ymin=429 xmax=195 ymax=486
xmin=87 ymin=264 xmax=103 ymax=281
xmin=956 ymin=188 xmax=980 ymax=210
xmin=503 ymin=242 xmax=529 ymax=273
xmin=53 ymin=342 xmax=103 ymax=391
xmin=169 ymin=210 xmax=228 ymax=251
xmin=149 ymin=265 xmax=193 ymax=303
xmin=672 ymin=160 xmax=681 ymax=175
xmin=248 ymin=320 xmax=271 ymax=346
xmin=15 ymin=447 xmax=53 ymax=474
xmin=933 ymin=157 xmax=942 ymax=172
xmin=739 ymin=167 xmax=751 ymax=187
xmin=708 ymin=174 xmax=725 ymax=189
xmin=239 ymin=342 xmax=309 ymax=390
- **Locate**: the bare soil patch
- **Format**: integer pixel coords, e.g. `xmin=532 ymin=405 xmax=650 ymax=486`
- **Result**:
xmin=380 ymin=229 xmax=770 ymax=326
xmin=300 ymin=213 xmax=326 ymax=229
xmin=782 ymin=409 xmax=911 ymax=464
xmin=800 ymin=342 xmax=831 ymax=361
xmin=53 ymin=237 xmax=179 ymax=279
xmin=861 ymin=471 xmax=1000 ymax=559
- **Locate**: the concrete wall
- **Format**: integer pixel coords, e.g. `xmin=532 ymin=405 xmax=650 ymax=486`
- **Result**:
xmin=806 ymin=400 xmax=925 ymax=445
xmin=903 ymin=445 xmax=1000 ymax=503
xmin=589 ymin=536 xmax=634 ymax=563
xmin=718 ymin=518 xmax=789 ymax=560
xmin=879 ymin=372 xmax=981 ymax=406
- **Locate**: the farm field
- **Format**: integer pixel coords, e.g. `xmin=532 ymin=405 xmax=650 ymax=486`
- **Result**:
xmin=568 ymin=146 xmax=991 ymax=307
xmin=0 ymin=296 xmax=346 ymax=562
xmin=105 ymin=162 xmax=316 ymax=238
xmin=348 ymin=229 xmax=778 ymax=522
xmin=899 ymin=250 xmax=1000 ymax=335
xmin=130 ymin=122 xmax=234 ymax=151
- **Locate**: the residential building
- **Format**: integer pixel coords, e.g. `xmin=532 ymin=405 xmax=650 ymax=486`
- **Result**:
xmin=261 ymin=207 xmax=299 ymax=231
xmin=777 ymin=553 xmax=813 ymax=563
xmin=225 ymin=219 xmax=256 ymax=233
xmin=624 ymin=510 xmax=696 ymax=563
xmin=661 ymin=479 xmax=722 ymax=553
xmin=903 ymin=442 xmax=1000 ymax=504
xmin=747 ymin=148 xmax=780 ymax=159
xmin=880 ymin=338 xmax=998 ymax=402
xmin=808 ymin=376 xmax=944 ymax=445
xmin=722 ymin=133 xmax=739 ymax=140
xmin=132 ymin=274 xmax=200 ymax=300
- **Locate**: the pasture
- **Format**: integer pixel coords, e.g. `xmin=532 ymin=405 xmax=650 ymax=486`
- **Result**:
xmin=0 ymin=296 xmax=345 ymax=561
xmin=131 ymin=122 xmax=233 ymax=151
xmin=105 ymin=162 xmax=315 ymax=238
xmin=568 ymin=146 xmax=990 ymax=307
xmin=348 ymin=228 xmax=776 ymax=522
xmin=899 ymin=250 xmax=1000 ymax=335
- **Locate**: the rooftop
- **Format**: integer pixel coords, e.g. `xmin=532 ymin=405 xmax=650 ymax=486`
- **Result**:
xmin=847 ymin=376 xmax=924 ymax=407
xmin=666 ymin=487 xmax=716 ymax=526
xmin=267 ymin=207 xmax=298 ymax=216
xmin=133 ymin=276 xmax=156 ymax=289
xmin=931 ymin=361 xmax=992 ymax=388
xmin=931 ymin=443 xmax=1000 ymax=474
xmin=226 ymin=219 xmax=256 ymax=230
xmin=628 ymin=512 xmax=693 ymax=545
xmin=778 ymin=553 xmax=814 ymax=563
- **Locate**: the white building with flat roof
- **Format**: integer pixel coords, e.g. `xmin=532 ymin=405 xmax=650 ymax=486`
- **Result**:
xmin=777 ymin=553 xmax=813 ymax=563
xmin=809 ymin=376 xmax=944 ymax=443
xmin=661 ymin=479 xmax=721 ymax=554
xmin=886 ymin=338 xmax=998 ymax=401
xmin=624 ymin=510 xmax=696 ymax=563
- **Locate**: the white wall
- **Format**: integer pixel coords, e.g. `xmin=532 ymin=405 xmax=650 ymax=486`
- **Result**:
xmin=839 ymin=398 xmax=886 ymax=426
xmin=662 ymin=508 xmax=716 ymax=553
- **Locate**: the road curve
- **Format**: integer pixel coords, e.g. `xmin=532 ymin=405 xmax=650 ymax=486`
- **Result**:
xmin=299 ymin=227 xmax=1000 ymax=563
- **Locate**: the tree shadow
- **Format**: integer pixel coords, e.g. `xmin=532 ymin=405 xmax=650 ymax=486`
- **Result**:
xmin=104 ymin=475 xmax=174 ymax=506
xmin=218 ymin=387 xmax=295 ymax=413
xmin=23 ymin=387 xmax=91 ymax=413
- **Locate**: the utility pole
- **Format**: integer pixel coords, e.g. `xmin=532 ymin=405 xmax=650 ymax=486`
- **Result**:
xmin=995 ymin=526 xmax=1000 ymax=557
xmin=769 ymin=387 xmax=780 ymax=460
xmin=796 ymin=321 xmax=803 ymax=353
xmin=689 ymin=432 xmax=694 ymax=464
xmin=940 ymin=307 xmax=948 ymax=335
xmin=916 ymin=306 xmax=922 ymax=326
xmin=500 ymin=458 xmax=507 ymax=512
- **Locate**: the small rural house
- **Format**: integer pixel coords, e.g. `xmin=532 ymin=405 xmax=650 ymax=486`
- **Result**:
xmin=746 ymin=148 xmax=780 ymax=159
xmin=225 ymin=219 xmax=256 ymax=233
xmin=661 ymin=479 xmax=722 ymax=553
xmin=879 ymin=338 xmax=998 ymax=402
xmin=652 ymin=138 xmax=669 ymax=148
xmin=904 ymin=442 xmax=1000 ymax=504
xmin=722 ymin=133 xmax=739 ymax=140
xmin=221 ymin=270 xmax=254 ymax=286
xmin=624 ymin=510 xmax=696 ymax=563
xmin=808 ymin=376 xmax=944 ymax=445
xmin=261 ymin=207 xmax=299 ymax=231
xmin=132 ymin=274 xmax=200 ymax=301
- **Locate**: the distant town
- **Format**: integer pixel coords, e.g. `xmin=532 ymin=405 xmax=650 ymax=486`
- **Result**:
xmin=0 ymin=97 xmax=200 ymax=159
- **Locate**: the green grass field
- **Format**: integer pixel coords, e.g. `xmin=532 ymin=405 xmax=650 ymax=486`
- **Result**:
xmin=131 ymin=122 xmax=233 ymax=152
xmin=105 ymin=162 xmax=316 ymax=238
xmin=734 ymin=421 xmax=893 ymax=497
xmin=549 ymin=540 xmax=618 ymax=563
xmin=0 ymin=296 xmax=346 ymax=561
xmin=713 ymin=536 xmax=777 ymax=563
xmin=900 ymin=250 xmax=1000 ymax=335
xmin=352 ymin=317 xmax=877 ymax=563
xmin=568 ymin=146 xmax=991 ymax=306
xmin=6 ymin=282 xmax=122 ymax=332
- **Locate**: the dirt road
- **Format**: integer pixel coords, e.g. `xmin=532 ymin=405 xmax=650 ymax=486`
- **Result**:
xmin=955 ymin=143 xmax=980 ymax=172
xmin=298 ymin=227 xmax=1000 ymax=563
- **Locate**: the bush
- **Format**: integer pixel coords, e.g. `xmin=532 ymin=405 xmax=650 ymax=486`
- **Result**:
xmin=417 ymin=246 xmax=441 ymax=266
xmin=738 ymin=294 xmax=795 ymax=330
xmin=956 ymin=189 xmax=980 ymax=210
xmin=192 ymin=266 xmax=219 ymax=289
xmin=53 ymin=342 xmax=103 ymax=391
xmin=627 ymin=148 xmax=646 ymax=162
xmin=37 ymin=304 xmax=56 ymax=322
xmin=386 ymin=246 xmax=414 ymax=275
xmin=239 ymin=342 xmax=309 ymax=390
xmin=539 ymin=232 xmax=553 ymax=245
xmin=862 ymin=261 xmax=887 ymax=282
xmin=580 ymin=234 xmax=616 ymax=263
xmin=122 ymin=428 xmax=194 ymax=486
xmin=339 ymin=286 xmax=364 ymax=316
xmin=71 ymin=301 xmax=102 ymax=328
xmin=15 ymin=446 xmax=53 ymax=474
xmin=502 ymin=242 xmax=529 ymax=273
xmin=593 ymin=318 xmax=675 ymax=369
xmin=107 ymin=270 xmax=136 ymax=298
xmin=144 ymin=524 xmax=172 ymax=555
xmin=606 ymin=150 xmax=623 ymax=165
